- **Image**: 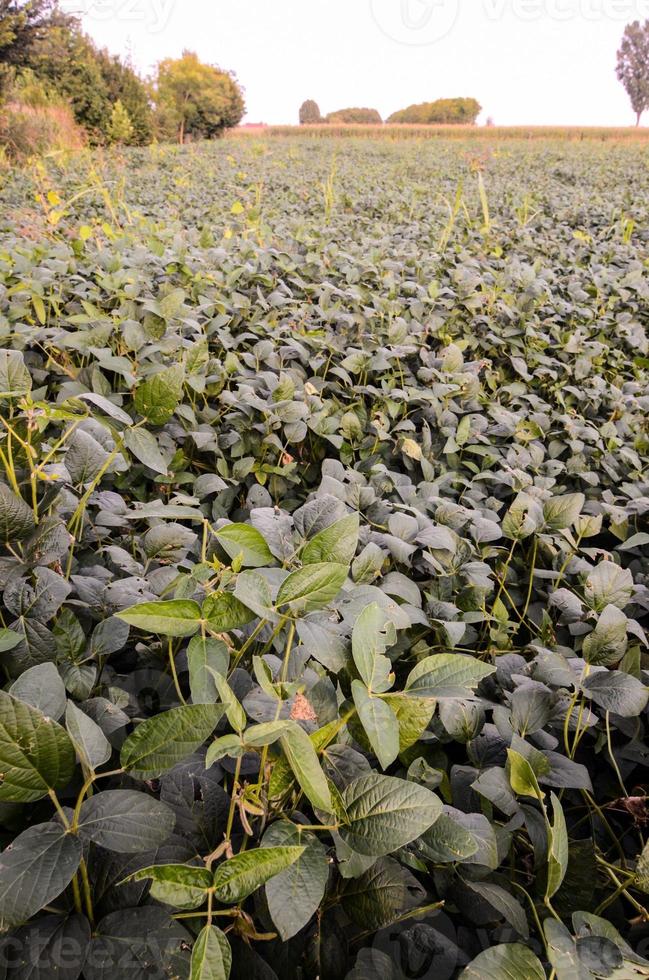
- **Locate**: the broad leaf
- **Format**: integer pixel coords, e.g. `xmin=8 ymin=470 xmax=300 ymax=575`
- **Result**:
xmin=340 ymin=774 xmax=442 ymax=857
xmin=213 ymin=523 xmax=273 ymax=568
xmin=121 ymin=703 xmax=224 ymax=778
xmin=116 ymin=599 xmax=202 ymax=637
xmin=212 ymin=846 xmax=306 ymax=904
xmin=262 ymin=820 xmax=329 ymax=940
xmin=77 ymin=790 xmax=176 ymax=852
xmin=0 ymin=823 xmax=82 ymax=931
xmin=0 ymin=691 xmax=76 ymax=802
xmin=405 ymin=654 xmax=496 ymax=699
xmin=190 ymin=925 xmax=232 ymax=980
xmin=275 ymin=562 xmax=348 ymax=614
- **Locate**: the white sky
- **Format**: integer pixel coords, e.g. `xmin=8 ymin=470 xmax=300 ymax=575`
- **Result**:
xmin=60 ymin=0 xmax=649 ymax=126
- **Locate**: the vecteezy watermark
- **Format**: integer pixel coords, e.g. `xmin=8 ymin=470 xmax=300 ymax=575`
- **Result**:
xmin=60 ymin=0 xmax=175 ymax=33
xmin=370 ymin=0 xmax=461 ymax=46
xmin=371 ymin=0 xmax=649 ymax=45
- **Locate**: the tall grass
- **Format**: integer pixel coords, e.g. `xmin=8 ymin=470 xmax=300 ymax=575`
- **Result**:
xmin=0 ymin=102 xmax=84 ymax=161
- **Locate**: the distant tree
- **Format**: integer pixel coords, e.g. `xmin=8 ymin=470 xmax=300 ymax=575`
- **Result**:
xmin=107 ymin=100 xmax=134 ymax=145
xmin=326 ymin=107 xmax=382 ymax=124
xmin=155 ymin=51 xmax=245 ymax=143
xmin=616 ymin=21 xmax=649 ymax=126
xmin=388 ymin=97 xmax=481 ymax=125
xmin=299 ymin=99 xmax=322 ymax=124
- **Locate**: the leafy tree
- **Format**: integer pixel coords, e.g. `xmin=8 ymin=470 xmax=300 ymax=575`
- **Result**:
xmin=326 ymin=107 xmax=382 ymax=124
xmin=27 ymin=24 xmax=111 ymax=141
xmin=155 ymin=51 xmax=245 ymax=144
xmin=107 ymin=99 xmax=133 ymax=145
xmin=0 ymin=0 xmax=70 ymax=97
xmin=95 ymin=49 xmax=153 ymax=145
xmin=616 ymin=20 xmax=649 ymax=126
xmin=388 ymin=97 xmax=481 ymax=125
xmin=299 ymin=99 xmax=322 ymax=124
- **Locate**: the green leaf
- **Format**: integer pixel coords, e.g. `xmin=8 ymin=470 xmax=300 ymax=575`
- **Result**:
xmin=121 ymin=703 xmax=224 ymax=778
xmin=212 ymin=846 xmax=306 ymax=904
xmin=582 ymin=605 xmax=628 ymax=666
xmin=123 ymin=427 xmax=169 ymax=475
xmin=213 ymin=524 xmax=273 ymax=568
xmin=190 ymin=925 xmax=232 ymax=980
xmin=352 ymin=681 xmax=400 ymax=770
xmin=0 ymin=349 xmax=32 ymax=398
xmin=465 ymin=880 xmax=529 ymax=939
xmin=116 ymin=599 xmax=202 ymax=637
xmin=188 ymin=637 xmax=229 ymax=704
xmin=383 ymin=694 xmax=435 ymax=752
xmin=262 ymin=820 xmax=329 ymax=941
xmin=584 ymin=562 xmax=634 ymax=612
xmin=126 ymin=864 xmax=213 ymax=910
xmin=9 ymin=663 xmax=66 ymax=720
xmin=351 ymin=602 xmax=395 ymax=693
xmin=341 ymin=856 xmax=425 ymax=931
xmin=275 ymin=562 xmax=348 ymax=614
xmin=0 ymin=691 xmax=76 ymax=802
xmin=0 ymin=823 xmax=82 ymax=931
xmin=417 ymin=812 xmax=480 ymax=863
xmin=202 ymin=592 xmax=255 ymax=632
xmin=543 ymin=493 xmax=585 ymax=531
xmin=206 ymin=668 xmax=247 ymax=733
xmin=134 ymin=365 xmax=184 ymax=425
xmin=546 ymin=792 xmax=569 ymax=900
xmin=405 ymin=654 xmax=496 ymax=699
xmin=244 ymin=721 xmax=294 ymax=747
xmin=582 ymin=671 xmax=649 ymax=717
xmin=279 ymin=723 xmax=333 ymax=813
xmin=0 ymin=484 xmax=36 ymax=541
xmin=302 ymin=513 xmax=359 ymax=565
xmin=340 ymin=774 xmax=442 ymax=857
xmin=77 ymin=790 xmax=176 ymax=852
xmin=65 ymin=700 xmax=112 ymax=771
xmin=507 ymin=748 xmax=542 ymax=799
xmin=0 ymin=628 xmax=21 ymax=653
xmin=461 ymin=943 xmax=545 ymax=979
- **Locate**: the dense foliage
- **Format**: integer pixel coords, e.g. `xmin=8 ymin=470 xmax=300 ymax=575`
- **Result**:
xmin=325 ymin=107 xmax=383 ymax=125
xmin=0 ymin=137 xmax=648 ymax=979
xmin=616 ymin=20 xmax=649 ymax=126
xmin=299 ymin=99 xmax=323 ymax=124
xmin=155 ymin=52 xmax=245 ymax=144
xmin=388 ymin=98 xmax=482 ymax=125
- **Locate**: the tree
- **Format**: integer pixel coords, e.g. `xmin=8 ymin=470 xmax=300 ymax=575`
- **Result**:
xmin=388 ymin=98 xmax=481 ymax=125
xmin=326 ymin=107 xmax=382 ymax=124
xmin=299 ymin=99 xmax=322 ymax=124
xmin=95 ymin=48 xmax=153 ymax=145
xmin=155 ymin=51 xmax=245 ymax=144
xmin=616 ymin=21 xmax=649 ymax=126
xmin=0 ymin=0 xmax=70 ymax=97
xmin=107 ymin=99 xmax=133 ymax=145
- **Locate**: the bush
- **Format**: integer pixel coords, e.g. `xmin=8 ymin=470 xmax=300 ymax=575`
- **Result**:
xmin=0 ymin=101 xmax=84 ymax=160
xmin=388 ymin=97 xmax=481 ymax=124
xmin=326 ymin=106 xmax=383 ymax=124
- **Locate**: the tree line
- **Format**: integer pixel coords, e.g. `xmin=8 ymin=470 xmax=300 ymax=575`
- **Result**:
xmin=0 ymin=0 xmax=245 ymax=155
xmin=299 ymin=98 xmax=482 ymax=126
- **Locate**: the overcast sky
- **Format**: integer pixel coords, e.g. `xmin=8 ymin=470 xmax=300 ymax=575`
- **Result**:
xmin=60 ymin=0 xmax=647 ymax=126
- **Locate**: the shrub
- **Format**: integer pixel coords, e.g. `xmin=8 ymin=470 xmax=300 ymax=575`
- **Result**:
xmin=107 ymin=99 xmax=134 ymax=145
